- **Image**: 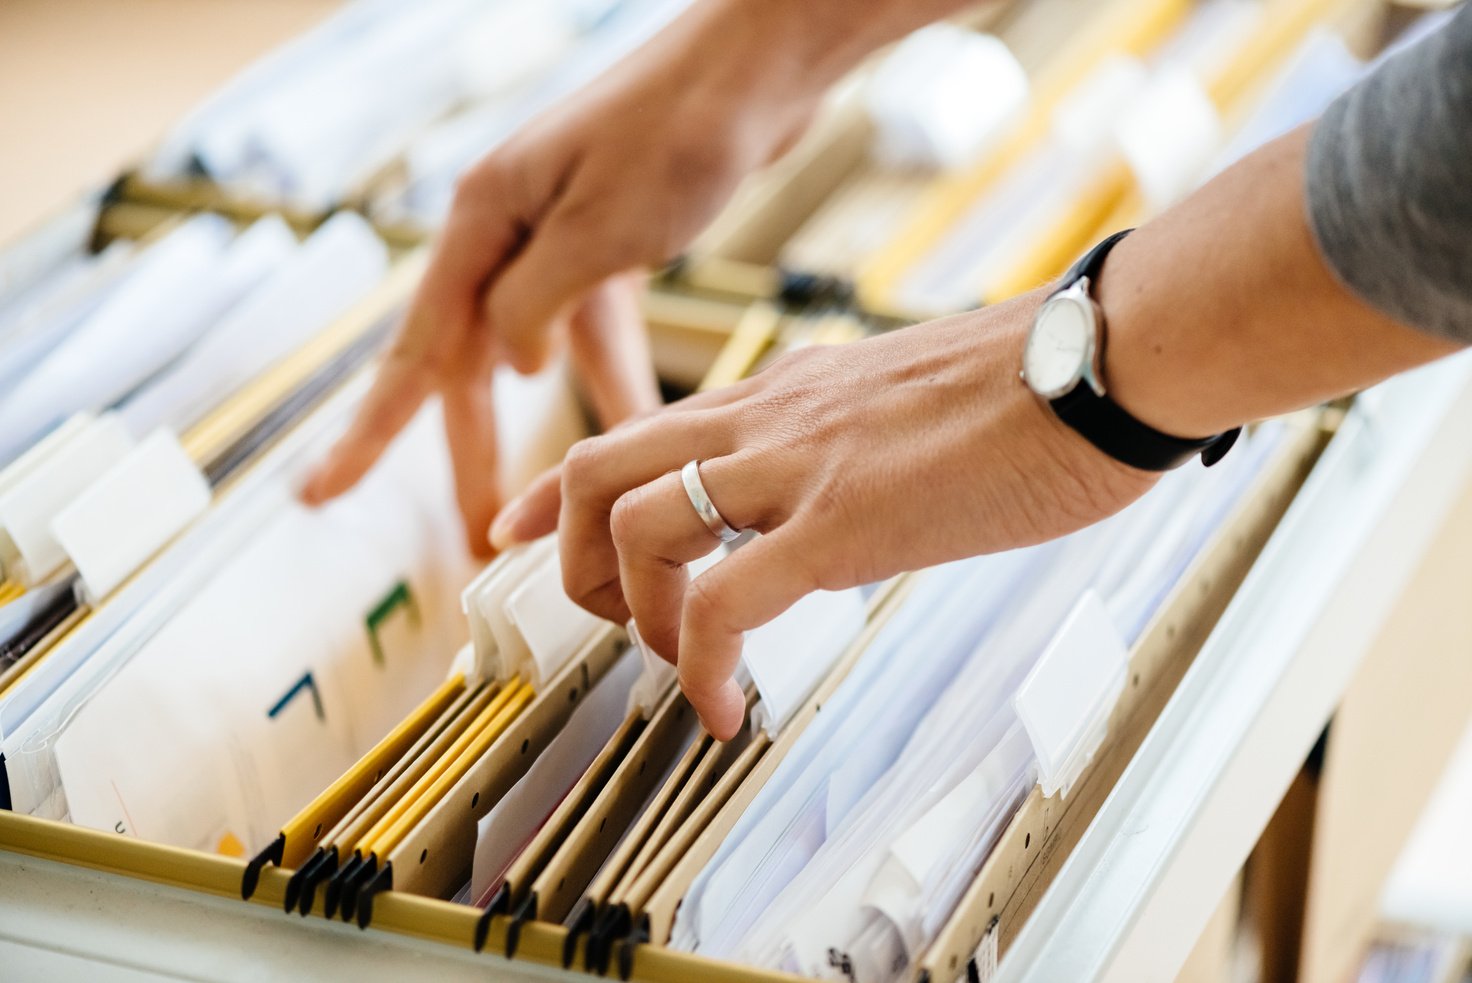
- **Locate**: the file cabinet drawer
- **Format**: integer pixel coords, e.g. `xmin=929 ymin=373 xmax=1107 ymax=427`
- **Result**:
xmin=3 ymin=353 xmax=1470 ymax=983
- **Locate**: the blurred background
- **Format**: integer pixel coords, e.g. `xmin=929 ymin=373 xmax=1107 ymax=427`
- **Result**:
xmin=0 ymin=1 xmax=339 ymax=242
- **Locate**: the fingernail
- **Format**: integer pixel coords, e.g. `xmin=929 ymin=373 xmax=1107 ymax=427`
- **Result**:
xmin=299 ymin=470 xmax=325 ymax=505
xmin=488 ymin=498 xmax=524 ymax=551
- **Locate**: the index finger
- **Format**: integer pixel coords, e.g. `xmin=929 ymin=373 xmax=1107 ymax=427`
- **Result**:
xmin=302 ymin=348 xmax=434 ymax=504
xmin=303 ymin=156 xmax=535 ymax=504
xmin=679 ymin=530 xmax=818 ymax=740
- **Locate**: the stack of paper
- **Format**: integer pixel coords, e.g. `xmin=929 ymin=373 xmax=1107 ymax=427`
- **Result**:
xmin=145 ymin=0 xmax=691 ymax=214
xmin=672 ymin=426 xmax=1281 ymax=980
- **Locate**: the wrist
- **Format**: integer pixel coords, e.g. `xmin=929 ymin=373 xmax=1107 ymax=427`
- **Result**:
xmin=1091 ymin=232 xmax=1241 ymax=441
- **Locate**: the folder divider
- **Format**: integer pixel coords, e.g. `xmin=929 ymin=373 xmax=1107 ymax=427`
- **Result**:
xmin=613 ymin=715 xmax=754 ymax=909
xmin=387 ymin=626 xmax=630 ymax=910
xmin=320 ymin=680 xmax=498 ymax=920
xmin=352 ymin=683 xmax=534 ymax=929
xmin=527 ymin=690 xmax=697 ymax=965
xmin=630 ymin=577 xmax=915 ymax=948
xmin=91 ymin=202 xmax=191 ymax=246
xmin=695 ymin=303 xmax=784 ymax=393
xmin=603 ymin=734 xmax=715 ymax=899
xmin=244 ymin=673 xmax=467 ymax=900
xmin=914 ymin=414 xmax=1329 ymax=980
xmin=365 ymin=682 xmax=529 ymax=858
xmin=115 ymin=172 xmax=332 ymax=240
xmin=493 ymin=712 xmax=647 ymax=957
xmin=692 ymin=101 xmax=875 ymax=267
xmin=574 ymin=730 xmax=711 ymax=969
xmin=593 ymin=722 xmax=756 ymax=976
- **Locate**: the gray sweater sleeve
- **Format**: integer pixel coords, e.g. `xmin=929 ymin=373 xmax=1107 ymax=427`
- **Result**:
xmin=1306 ymin=4 xmax=1472 ymax=343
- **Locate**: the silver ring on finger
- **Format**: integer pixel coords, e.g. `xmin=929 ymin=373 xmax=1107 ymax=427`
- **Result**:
xmin=681 ymin=459 xmax=741 ymax=543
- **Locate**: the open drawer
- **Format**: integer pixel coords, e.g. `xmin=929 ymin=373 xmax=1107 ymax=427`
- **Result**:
xmin=3 ymin=357 xmax=1470 ymax=983
xmin=8 ymin=332 xmax=1469 ymax=983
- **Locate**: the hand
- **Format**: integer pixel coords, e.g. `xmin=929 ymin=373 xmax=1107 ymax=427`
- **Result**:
xmin=489 ymin=292 xmax=1160 ymax=738
xmin=300 ymin=7 xmax=820 ymax=553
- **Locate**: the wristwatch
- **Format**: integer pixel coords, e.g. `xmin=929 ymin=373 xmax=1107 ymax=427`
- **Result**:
xmin=1020 ymin=229 xmax=1240 ymax=470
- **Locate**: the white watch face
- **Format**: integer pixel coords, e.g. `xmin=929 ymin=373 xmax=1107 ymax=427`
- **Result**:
xmin=1024 ymin=294 xmax=1094 ymax=398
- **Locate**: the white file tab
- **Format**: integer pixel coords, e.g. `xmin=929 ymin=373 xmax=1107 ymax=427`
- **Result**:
xmin=746 ymin=586 xmax=866 ymax=737
xmin=52 ymin=429 xmax=211 ymax=601
xmin=626 ymin=620 xmax=679 ymax=718
xmin=0 ymin=413 xmax=135 ymax=586
xmin=503 ymin=547 xmax=602 ymax=689
xmin=1014 ymin=589 xmax=1128 ymax=798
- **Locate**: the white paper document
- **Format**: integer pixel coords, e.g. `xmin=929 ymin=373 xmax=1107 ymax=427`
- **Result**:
xmin=50 ymin=407 xmax=472 ymax=854
xmin=470 ymin=645 xmax=642 ymax=901
xmin=118 ymin=211 xmax=387 ymax=437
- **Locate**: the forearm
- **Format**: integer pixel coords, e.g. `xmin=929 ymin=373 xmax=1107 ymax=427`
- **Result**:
xmin=1099 ymin=124 xmax=1464 ymax=440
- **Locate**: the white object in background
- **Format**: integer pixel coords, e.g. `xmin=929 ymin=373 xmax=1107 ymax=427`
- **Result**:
xmin=502 ymin=547 xmax=603 ymax=689
xmin=455 ymin=4 xmax=576 ymax=99
xmin=0 ymin=414 xmax=95 ymax=502
xmin=746 ymin=587 xmax=866 ymax=737
xmin=470 ymin=645 xmax=642 ymax=902
xmin=492 ymin=360 xmax=589 ymax=497
xmin=51 ymin=431 xmax=211 ymax=603
xmin=0 ymin=243 xmax=136 ymax=395
xmin=1052 ymin=55 xmax=1150 ymax=155
xmin=460 ymin=558 xmax=509 ymax=681
xmin=147 ymin=0 xmax=407 ymax=179
xmin=0 ymin=216 xmax=235 ymax=462
xmin=1014 ymin=589 xmax=1129 ymax=798
xmin=246 ymin=1 xmax=473 ymax=207
xmin=1212 ymin=30 xmax=1363 ymax=171
xmin=1113 ymin=68 xmax=1223 ymax=211
xmin=1381 ymin=718 xmax=1472 ymax=934
xmin=866 ymin=27 xmax=1029 ymax=170
xmin=118 ymin=211 xmax=388 ymax=436
xmin=0 ymin=414 xmax=135 ymax=586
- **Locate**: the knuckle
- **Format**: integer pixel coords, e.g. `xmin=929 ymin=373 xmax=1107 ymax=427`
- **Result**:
xmin=561 ymin=436 xmax=610 ymax=487
xmin=682 ymin=574 xmax=725 ymax=630
xmin=607 ymin=489 xmax=649 ymax=552
xmin=453 ymin=153 xmax=510 ymax=204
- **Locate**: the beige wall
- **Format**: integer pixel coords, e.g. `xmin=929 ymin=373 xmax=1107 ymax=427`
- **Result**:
xmin=0 ymin=0 xmax=341 ymax=243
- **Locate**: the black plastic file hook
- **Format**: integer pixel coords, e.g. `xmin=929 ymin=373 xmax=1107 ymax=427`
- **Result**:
xmin=323 ymin=854 xmax=364 ymax=920
xmin=355 ymin=864 xmax=394 ymax=930
xmin=505 ymin=893 xmax=537 ymax=960
xmin=242 ymin=833 xmax=285 ymax=900
xmin=289 ymin=849 xmax=338 ymax=916
xmin=616 ymin=915 xmax=652 ymax=981
xmin=339 ymin=856 xmax=378 ymax=922
xmin=561 ymin=897 xmax=595 ymax=968
xmin=588 ymin=904 xmax=631 ymax=976
xmin=473 ymin=882 xmax=511 ymax=952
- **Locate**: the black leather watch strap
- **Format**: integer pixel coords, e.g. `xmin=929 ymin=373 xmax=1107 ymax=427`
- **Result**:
xmin=1052 ymin=384 xmax=1240 ymax=470
xmin=1045 ymin=229 xmax=1241 ymax=471
xmin=1063 ymin=228 xmax=1134 ymax=288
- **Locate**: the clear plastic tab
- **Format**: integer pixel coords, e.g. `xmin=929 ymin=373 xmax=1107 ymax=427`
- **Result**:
xmin=1014 ymin=589 xmax=1128 ymax=798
